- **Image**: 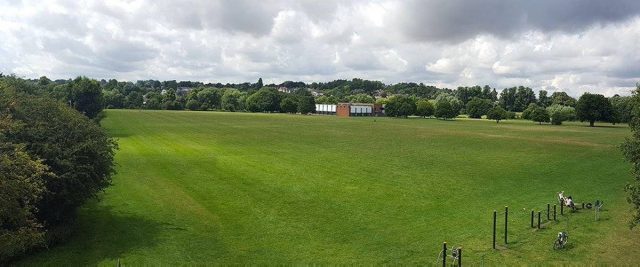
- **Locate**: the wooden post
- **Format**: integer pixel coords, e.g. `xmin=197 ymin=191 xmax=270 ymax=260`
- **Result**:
xmin=504 ymin=206 xmax=508 ymax=244
xmin=554 ymin=204 xmax=557 ymax=221
xmin=493 ymin=210 xmax=497 ymax=249
xmin=530 ymin=210 xmax=534 ymax=228
xmin=547 ymin=203 xmax=550 ymax=221
xmin=443 ymin=242 xmax=447 ymax=267
xmin=457 ymin=247 xmax=462 ymax=267
xmin=537 ymin=211 xmax=541 ymax=229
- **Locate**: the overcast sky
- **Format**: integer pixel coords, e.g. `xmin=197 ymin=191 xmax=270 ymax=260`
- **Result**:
xmin=1 ymin=0 xmax=640 ymax=96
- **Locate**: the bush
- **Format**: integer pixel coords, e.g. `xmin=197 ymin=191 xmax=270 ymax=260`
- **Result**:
xmin=0 ymin=86 xmax=117 ymax=242
xmin=186 ymin=99 xmax=201 ymax=111
xmin=546 ymin=104 xmax=576 ymax=125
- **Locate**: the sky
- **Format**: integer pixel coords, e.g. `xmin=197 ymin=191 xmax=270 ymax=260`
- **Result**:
xmin=1 ymin=0 xmax=640 ymax=96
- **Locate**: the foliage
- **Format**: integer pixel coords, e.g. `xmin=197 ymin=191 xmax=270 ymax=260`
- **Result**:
xmin=186 ymin=99 xmax=201 ymax=111
xmin=221 ymin=89 xmax=244 ymax=112
xmin=551 ymin=92 xmax=577 ymax=107
xmin=466 ymin=97 xmax=493 ymax=118
xmin=486 ymin=106 xmax=507 ymax=123
xmin=621 ymin=85 xmax=640 ymax=228
xmin=531 ymin=107 xmax=550 ymax=124
xmin=576 ymin=93 xmax=613 ymax=127
xmin=280 ymin=96 xmax=298 ymax=113
xmin=521 ymin=103 xmax=539 ymax=120
xmin=347 ymin=93 xmax=375 ymax=103
xmin=546 ymin=104 xmax=576 ymax=125
xmin=415 ymin=99 xmax=434 ymax=118
xmin=0 ymin=89 xmax=117 ymax=230
xmin=66 ymin=77 xmax=104 ymax=119
xmin=246 ymin=87 xmax=280 ymax=112
xmin=499 ymin=86 xmax=536 ymax=112
xmin=434 ymin=94 xmax=460 ymax=119
xmin=384 ymin=95 xmax=416 ymax=118
xmin=610 ymin=95 xmax=634 ymax=124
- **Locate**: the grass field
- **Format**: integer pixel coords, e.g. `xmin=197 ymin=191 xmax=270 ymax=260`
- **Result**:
xmin=16 ymin=110 xmax=640 ymax=265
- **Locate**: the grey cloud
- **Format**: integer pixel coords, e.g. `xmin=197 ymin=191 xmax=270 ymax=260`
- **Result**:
xmin=397 ymin=0 xmax=640 ymax=43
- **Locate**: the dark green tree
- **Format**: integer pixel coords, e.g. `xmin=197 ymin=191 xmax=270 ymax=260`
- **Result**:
xmin=67 ymin=77 xmax=104 ymax=119
xmin=551 ymin=92 xmax=577 ymax=107
xmin=576 ymin=93 xmax=613 ymax=127
xmin=538 ymin=90 xmax=551 ymax=107
xmin=256 ymin=78 xmax=264 ymax=88
xmin=531 ymin=107 xmax=550 ymax=125
xmin=486 ymin=106 xmax=507 ymax=123
xmin=246 ymin=87 xmax=280 ymax=112
xmin=415 ymin=99 xmax=434 ymax=118
xmin=385 ymin=95 xmax=416 ymax=118
xmin=280 ymin=96 xmax=298 ymax=113
xmin=521 ymin=103 xmax=539 ymax=120
xmin=621 ymin=84 xmax=640 ymax=228
xmin=466 ymin=97 xmax=492 ymax=118
xmin=221 ymin=88 xmax=244 ymax=111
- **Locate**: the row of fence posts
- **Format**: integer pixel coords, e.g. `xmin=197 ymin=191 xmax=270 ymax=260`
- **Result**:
xmin=441 ymin=242 xmax=462 ymax=267
xmin=493 ymin=203 xmax=566 ymax=249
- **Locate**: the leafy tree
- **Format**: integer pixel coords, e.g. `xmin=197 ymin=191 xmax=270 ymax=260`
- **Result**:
xmin=415 ymin=99 xmax=434 ymax=118
xmin=280 ymin=96 xmax=298 ymax=113
xmin=256 ymin=78 xmax=263 ymax=88
xmin=67 ymin=77 xmax=104 ymax=119
xmin=0 ymin=112 xmax=49 ymax=261
xmin=297 ymin=95 xmax=315 ymax=114
xmin=521 ymin=103 xmax=539 ymax=120
xmin=221 ymin=88 xmax=244 ymax=111
xmin=610 ymin=95 xmax=634 ymax=124
xmin=435 ymin=93 xmax=463 ymax=114
xmin=531 ymin=107 xmax=550 ymax=124
xmin=0 ymin=89 xmax=117 ymax=231
xmin=486 ymin=106 xmax=507 ymax=123
xmin=198 ymin=88 xmax=222 ymax=110
xmin=348 ymin=93 xmax=375 ymax=103
xmin=124 ymin=91 xmax=143 ymax=109
xmin=434 ymin=96 xmax=459 ymax=120
xmin=538 ymin=90 xmax=551 ymax=107
xmin=385 ymin=95 xmax=416 ymax=118
xmin=144 ymin=92 xmax=162 ymax=110
xmin=576 ymin=93 xmax=613 ymax=127
xmin=621 ymin=84 xmax=640 ymax=228
xmin=186 ymin=99 xmax=201 ymax=111
xmin=246 ymin=87 xmax=280 ymax=112
xmin=551 ymin=92 xmax=577 ymax=107
xmin=466 ymin=97 xmax=492 ymax=118
xmin=546 ymin=104 xmax=576 ymax=125
xmin=103 ymin=90 xmax=125 ymax=109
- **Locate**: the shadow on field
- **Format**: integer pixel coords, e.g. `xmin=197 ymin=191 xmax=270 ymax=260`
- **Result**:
xmin=18 ymin=202 xmax=164 ymax=266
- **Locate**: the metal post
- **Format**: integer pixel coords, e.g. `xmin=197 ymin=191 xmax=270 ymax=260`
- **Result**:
xmin=537 ymin=211 xmax=541 ymax=229
xmin=553 ymin=204 xmax=557 ymax=221
xmin=443 ymin=242 xmax=447 ymax=267
xmin=504 ymin=206 xmax=508 ymax=244
xmin=530 ymin=210 xmax=534 ymax=228
xmin=458 ymin=247 xmax=462 ymax=267
xmin=547 ymin=203 xmax=550 ymax=221
xmin=493 ymin=210 xmax=497 ymax=249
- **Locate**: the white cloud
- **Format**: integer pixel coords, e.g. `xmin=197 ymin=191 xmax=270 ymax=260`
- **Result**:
xmin=0 ymin=0 xmax=639 ymax=96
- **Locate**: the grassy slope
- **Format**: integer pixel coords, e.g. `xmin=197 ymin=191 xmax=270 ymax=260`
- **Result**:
xmin=17 ymin=110 xmax=640 ymax=265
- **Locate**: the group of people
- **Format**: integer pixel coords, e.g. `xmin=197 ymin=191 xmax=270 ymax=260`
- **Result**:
xmin=558 ymin=191 xmax=576 ymax=210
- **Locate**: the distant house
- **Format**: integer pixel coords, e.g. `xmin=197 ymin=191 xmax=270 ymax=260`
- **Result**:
xmin=278 ymin=86 xmax=292 ymax=93
xmin=310 ymin=90 xmax=324 ymax=97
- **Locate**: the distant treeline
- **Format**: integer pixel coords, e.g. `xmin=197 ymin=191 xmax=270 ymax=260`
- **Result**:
xmin=3 ymin=74 xmax=636 ymax=126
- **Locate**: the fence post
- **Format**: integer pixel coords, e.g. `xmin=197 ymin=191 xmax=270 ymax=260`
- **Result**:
xmin=443 ymin=242 xmax=447 ymax=267
xmin=547 ymin=203 xmax=550 ymax=221
xmin=504 ymin=206 xmax=508 ymax=244
xmin=553 ymin=204 xmax=557 ymax=221
xmin=493 ymin=210 xmax=497 ymax=249
xmin=537 ymin=211 xmax=541 ymax=229
xmin=530 ymin=210 xmax=534 ymax=228
xmin=458 ymin=247 xmax=462 ymax=267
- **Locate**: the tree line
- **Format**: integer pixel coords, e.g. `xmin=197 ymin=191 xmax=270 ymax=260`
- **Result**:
xmin=6 ymin=74 xmax=637 ymax=126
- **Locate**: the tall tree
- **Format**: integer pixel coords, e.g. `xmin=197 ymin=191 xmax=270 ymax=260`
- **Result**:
xmin=538 ymin=90 xmax=551 ymax=107
xmin=385 ymin=95 xmax=416 ymax=118
xmin=67 ymin=77 xmax=104 ymax=119
xmin=621 ymin=84 xmax=640 ymax=228
xmin=576 ymin=93 xmax=613 ymax=127
xmin=256 ymin=78 xmax=264 ymax=89
xmin=466 ymin=97 xmax=492 ymax=119
xmin=415 ymin=99 xmax=434 ymax=118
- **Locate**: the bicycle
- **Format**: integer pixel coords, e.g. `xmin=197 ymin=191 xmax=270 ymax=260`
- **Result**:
xmin=553 ymin=231 xmax=568 ymax=250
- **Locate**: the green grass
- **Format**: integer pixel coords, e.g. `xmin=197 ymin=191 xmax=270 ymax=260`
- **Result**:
xmin=16 ymin=110 xmax=640 ymax=265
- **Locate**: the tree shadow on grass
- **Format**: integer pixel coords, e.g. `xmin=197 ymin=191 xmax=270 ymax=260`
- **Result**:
xmin=13 ymin=202 xmax=165 ymax=266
